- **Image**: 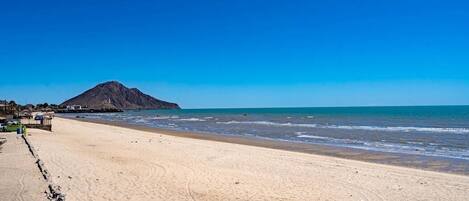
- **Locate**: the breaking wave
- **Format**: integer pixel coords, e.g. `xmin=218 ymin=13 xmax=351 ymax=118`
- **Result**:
xmin=216 ymin=121 xmax=469 ymax=134
xmin=177 ymin=118 xmax=206 ymax=122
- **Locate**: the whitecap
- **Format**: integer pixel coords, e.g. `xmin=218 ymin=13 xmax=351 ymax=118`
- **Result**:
xmin=216 ymin=121 xmax=469 ymax=134
xmin=296 ymin=134 xmax=331 ymax=140
xmin=178 ymin=118 xmax=206 ymax=122
xmin=135 ymin=119 xmax=148 ymax=123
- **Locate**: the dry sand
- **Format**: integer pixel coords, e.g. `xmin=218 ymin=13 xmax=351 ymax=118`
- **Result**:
xmin=0 ymin=133 xmax=48 ymax=201
xmin=28 ymin=117 xmax=469 ymax=201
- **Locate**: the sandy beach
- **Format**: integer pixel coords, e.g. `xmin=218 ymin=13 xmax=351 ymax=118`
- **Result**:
xmin=27 ymin=117 xmax=469 ymax=201
xmin=0 ymin=133 xmax=48 ymax=201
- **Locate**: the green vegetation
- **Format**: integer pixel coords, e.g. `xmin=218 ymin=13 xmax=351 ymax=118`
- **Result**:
xmin=1 ymin=123 xmax=26 ymax=133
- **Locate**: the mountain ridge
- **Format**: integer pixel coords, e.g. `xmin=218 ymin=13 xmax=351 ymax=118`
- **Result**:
xmin=60 ymin=81 xmax=180 ymax=110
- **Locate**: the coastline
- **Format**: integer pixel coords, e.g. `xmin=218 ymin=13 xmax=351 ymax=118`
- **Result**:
xmin=67 ymin=116 xmax=469 ymax=175
xmin=26 ymin=117 xmax=469 ymax=201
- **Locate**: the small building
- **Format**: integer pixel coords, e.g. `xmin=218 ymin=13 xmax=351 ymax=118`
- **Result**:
xmin=0 ymin=100 xmax=9 ymax=112
xmin=66 ymin=105 xmax=82 ymax=110
xmin=19 ymin=110 xmax=33 ymax=119
xmin=0 ymin=100 xmax=17 ymax=116
xmin=20 ymin=112 xmax=53 ymax=131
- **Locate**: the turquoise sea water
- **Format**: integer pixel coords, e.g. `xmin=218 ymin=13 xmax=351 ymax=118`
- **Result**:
xmin=60 ymin=106 xmax=469 ymax=160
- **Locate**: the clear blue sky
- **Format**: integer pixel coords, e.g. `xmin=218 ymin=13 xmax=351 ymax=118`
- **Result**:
xmin=1 ymin=0 xmax=469 ymax=108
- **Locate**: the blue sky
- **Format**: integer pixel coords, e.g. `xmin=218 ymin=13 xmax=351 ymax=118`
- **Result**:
xmin=1 ymin=0 xmax=469 ymax=108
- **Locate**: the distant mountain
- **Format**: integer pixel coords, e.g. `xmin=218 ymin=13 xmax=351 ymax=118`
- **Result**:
xmin=61 ymin=81 xmax=180 ymax=110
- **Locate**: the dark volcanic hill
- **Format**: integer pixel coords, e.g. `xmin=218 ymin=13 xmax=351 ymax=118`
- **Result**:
xmin=61 ymin=81 xmax=180 ymax=110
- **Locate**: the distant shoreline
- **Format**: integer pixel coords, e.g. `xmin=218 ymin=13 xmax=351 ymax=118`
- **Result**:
xmin=55 ymin=108 xmax=123 ymax=113
xmin=174 ymin=105 xmax=469 ymax=110
xmin=63 ymin=116 xmax=469 ymax=175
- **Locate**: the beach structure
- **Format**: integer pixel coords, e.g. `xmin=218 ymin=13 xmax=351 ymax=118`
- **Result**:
xmin=19 ymin=110 xmax=33 ymax=118
xmin=0 ymin=100 xmax=17 ymax=115
xmin=19 ymin=112 xmax=53 ymax=131
xmin=66 ymin=105 xmax=82 ymax=110
xmin=57 ymin=103 xmax=123 ymax=113
xmin=0 ymin=100 xmax=6 ymax=111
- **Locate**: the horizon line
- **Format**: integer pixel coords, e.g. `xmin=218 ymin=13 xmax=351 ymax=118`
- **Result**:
xmin=160 ymin=104 xmax=469 ymax=110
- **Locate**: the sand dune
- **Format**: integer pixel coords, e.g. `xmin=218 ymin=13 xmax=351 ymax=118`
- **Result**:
xmin=28 ymin=117 xmax=469 ymax=201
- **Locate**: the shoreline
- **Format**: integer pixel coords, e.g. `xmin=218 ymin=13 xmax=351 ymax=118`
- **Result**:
xmin=66 ymin=116 xmax=469 ymax=175
xmin=27 ymin=117 xmax=469 ymax=200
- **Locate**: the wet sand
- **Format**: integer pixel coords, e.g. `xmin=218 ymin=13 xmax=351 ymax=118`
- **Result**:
xmin=27 ymin=117 xmax=469 ymax=201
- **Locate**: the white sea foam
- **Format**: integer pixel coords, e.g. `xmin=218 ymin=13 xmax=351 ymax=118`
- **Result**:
xmin=327 ymin=125 xmax=469 ymax=134
xmin=216 ymin=121 xmax=469 ymax=134
xmin=294 ymin=131 xmax=307 ymax=135
xmin=150 ymin=115 xmax=179 ymax=120
xmin=217 ymin=121 xmax=318 ymax=127
xmin=135 ymin=119 xmax=148 ymax=123
xmin=151 ymin=116 xmax=171 ymax=120
xmin=167 ymin=123 xmax=178 ymax=128
xmin=296 ymin=134 xmax=331 ymax=140
xmin=178 ymin=118 xmax=206 ymax=122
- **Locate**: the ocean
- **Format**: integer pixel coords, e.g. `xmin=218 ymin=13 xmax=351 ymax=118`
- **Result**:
xmin=59 ymin=106 xmax=469 ymax=161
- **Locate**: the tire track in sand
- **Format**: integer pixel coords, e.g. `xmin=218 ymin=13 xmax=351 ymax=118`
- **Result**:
xmin=135 ymin=159 xmax=169 ymax=199
xmin=180 ymin=164 xmax=197 ymax=201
